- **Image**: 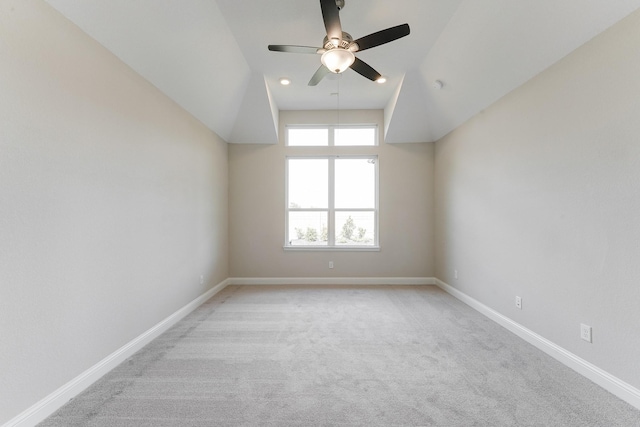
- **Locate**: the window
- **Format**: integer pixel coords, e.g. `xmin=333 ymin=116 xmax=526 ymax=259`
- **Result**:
xmin=286 ymin=156 xmax=378 ymax=249
xmin=287 ymin=128 xmax=329 ymax=146
xmin=287 ymin=125 xmax=377 ymax=146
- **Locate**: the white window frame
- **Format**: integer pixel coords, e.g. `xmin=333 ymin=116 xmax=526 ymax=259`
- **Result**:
xmin=285 ymin=155 xmax=379 ymax=251
xmin=286 ymin=124 xmax=378 ymax=146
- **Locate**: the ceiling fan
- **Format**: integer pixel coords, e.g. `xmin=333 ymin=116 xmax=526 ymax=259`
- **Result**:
xmin=268 ymin=0 xmax=410 ymax=86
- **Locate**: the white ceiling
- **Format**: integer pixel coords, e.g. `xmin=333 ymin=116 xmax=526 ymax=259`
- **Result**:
xmin=44 ymin=0 xmax=640 ymax=144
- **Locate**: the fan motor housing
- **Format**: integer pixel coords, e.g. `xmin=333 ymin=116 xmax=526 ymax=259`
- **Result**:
xmin=323 ymin=32 xmax=354 ymax=50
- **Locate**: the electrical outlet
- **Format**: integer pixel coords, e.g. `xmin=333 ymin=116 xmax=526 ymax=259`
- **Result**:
xmin=200 ymin=275 xmax=204 ymax=285
xmin=515 ymin=296 xmax=522 ymax=310
xmin=454 ymin=270 xmax=458 ymax=279
xmin=580 ymin=324 xmax=592 ymax=343
xmin=329 ymin=261 xmax=334 ymax=269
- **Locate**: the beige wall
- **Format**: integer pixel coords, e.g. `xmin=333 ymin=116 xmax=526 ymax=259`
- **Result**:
xmin=434 ymin=9 xmax=640 ymax=390
xmin=0 ymin=1 xmax=228 ymax=423
xmin=229 ymin=110 xmax=434 ymax=279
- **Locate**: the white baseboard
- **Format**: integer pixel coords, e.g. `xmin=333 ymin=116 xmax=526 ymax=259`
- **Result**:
xmin=435 ymin=278 xmax=640 ymax=411
xmin=228 ymin=277 xmax=436 ymax=286
xmin=4 ymin=279 xmax=230 ymax=427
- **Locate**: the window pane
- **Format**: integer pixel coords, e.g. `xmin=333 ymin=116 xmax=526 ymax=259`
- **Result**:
xmin=335 ymin=211 xmax=375 ymax=245
xmin=288 ymin=211 xmax=328 ymax=245
xmin=288 ymin=128 xmax=329 ymax=146
xmin=288 ymin=159 xmax=328 ymax=208
xmin=335 ymin=127 xmax=376 ymax=146
xmin=335 ymin=158 xmax=375 ymax=209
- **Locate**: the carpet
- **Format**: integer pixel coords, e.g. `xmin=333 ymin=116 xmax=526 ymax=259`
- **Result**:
xmin=39 ymin=285 xmax=640 ymax=426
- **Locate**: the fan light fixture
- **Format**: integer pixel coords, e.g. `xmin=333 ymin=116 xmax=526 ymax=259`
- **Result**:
xmin=321 ymin=48 xmax=355 ymax=74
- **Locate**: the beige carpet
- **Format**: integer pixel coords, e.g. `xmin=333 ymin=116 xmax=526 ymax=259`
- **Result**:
xmin=40 ymin=285 xmax=640 ymax=426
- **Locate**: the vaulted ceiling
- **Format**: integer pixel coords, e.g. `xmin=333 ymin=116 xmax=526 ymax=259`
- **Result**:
xmin=44 ymin=0 xmax=640 ymax=144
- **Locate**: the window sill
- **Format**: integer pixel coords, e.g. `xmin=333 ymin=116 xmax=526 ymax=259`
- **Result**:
xmin=283 ymin=246 xmax=380 ymax=252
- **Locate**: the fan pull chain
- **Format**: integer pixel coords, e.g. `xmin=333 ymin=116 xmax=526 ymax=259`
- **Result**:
xmin=337 ymin=73 xmax=341 ymax=135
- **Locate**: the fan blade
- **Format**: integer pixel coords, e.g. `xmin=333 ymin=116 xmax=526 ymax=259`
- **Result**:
xmin=268 ymin=45 xmax=322 ymax=54
xmin=349 ymin=57 xmax=382 ymax=82
xmin=308 ymin=65 xmax=330 ymax=86
xmin=320 ymin=0 xmax=342 ymax=44
xmin=352 ymin=23 xmax=410 ymax=52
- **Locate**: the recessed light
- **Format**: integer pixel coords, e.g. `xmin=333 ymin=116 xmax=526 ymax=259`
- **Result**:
xmin=279 ymin=78 xmax=291 ymax=86
xmin=376 ymin=76 xmax=387 ymax=84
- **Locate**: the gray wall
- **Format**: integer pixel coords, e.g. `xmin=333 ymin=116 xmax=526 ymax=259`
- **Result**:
xmin=434 ymin=9 xmax=640 ymax=390
xmin=0 ymin=1 xmax=229 ymax=423
xmin=229 ymin=110 xmax=435 ymax=279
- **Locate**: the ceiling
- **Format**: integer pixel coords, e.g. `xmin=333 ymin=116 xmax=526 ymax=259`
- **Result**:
xmin=44 ymin=0 xmax=640 ymax=144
